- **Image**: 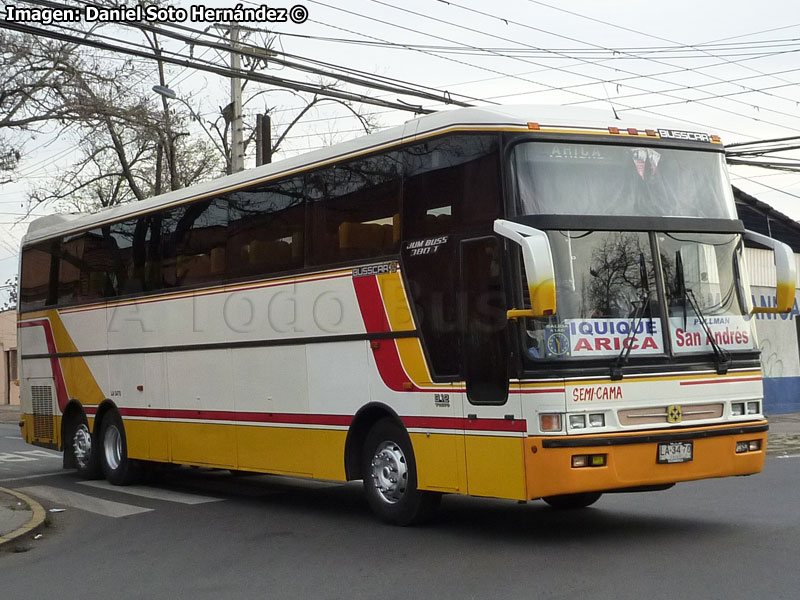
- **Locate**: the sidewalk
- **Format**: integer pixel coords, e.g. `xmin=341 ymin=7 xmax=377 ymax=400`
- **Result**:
xmin=0 ymin=488 xmax=46 ymax=550
xmin=0 ymin=403 xmax=22 ymax=425
xmin=764 ymin=412 xmax=800 ymax=456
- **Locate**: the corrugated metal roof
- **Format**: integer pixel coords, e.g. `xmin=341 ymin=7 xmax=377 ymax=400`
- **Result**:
xmin=735 ymin=186 xmax=800 ymax=252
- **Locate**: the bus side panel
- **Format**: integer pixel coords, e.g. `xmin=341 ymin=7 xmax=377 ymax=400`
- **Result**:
xmin=306 ymin=341 xmax=369 ymax=480
xmin=463 ymin=435 xmax=527 ymax=500
xmin=18 ymin=322 xmax=61 ymax=447
xmin=234 ymin=345 xmax=314 ymax=476
xmin=166 ymin=349 xmax=236 ymax=467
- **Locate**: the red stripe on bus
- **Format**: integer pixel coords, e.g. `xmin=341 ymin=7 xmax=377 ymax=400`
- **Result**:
xmin=679 ymin=376 xmax=762 ymax=386
xmin=402 ymin=415 xmax=527 ymax=433
xmin=352 ymin=275 xmax=422 ymax=392
xmin=114 ymin=407 xmax=525 ymax=432
xmin=118 ymin=407 xmax=354 ymax=426
xmin=352 ymin=274 xmax=391 ymax=334
xmin=18 ymin=320 xmax=69 ymax=412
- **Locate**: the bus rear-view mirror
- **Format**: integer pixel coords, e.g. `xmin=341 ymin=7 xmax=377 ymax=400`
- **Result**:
xmin=494 ymin=219 xmax=557 ymax=319
xmin=744 ymin=230 xmax=796 ymax=314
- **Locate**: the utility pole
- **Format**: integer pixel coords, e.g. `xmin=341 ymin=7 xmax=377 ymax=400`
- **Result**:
xmin=229 ymin=21 xmax=244 ymax=173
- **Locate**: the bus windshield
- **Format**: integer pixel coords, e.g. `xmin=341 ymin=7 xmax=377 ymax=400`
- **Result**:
xmin=514 ymin=142 xmax=755 ymax=362
xmin=514 ymin=142 xmax=736 ymax=219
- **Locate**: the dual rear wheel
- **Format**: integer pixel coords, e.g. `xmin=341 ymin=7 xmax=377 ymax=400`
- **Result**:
xmin=65 ymin=410 xmax=141 ymax=486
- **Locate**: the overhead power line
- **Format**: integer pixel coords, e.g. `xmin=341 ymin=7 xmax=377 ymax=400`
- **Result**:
xmin=14 ymin=0 xmax=480 ymax=110
xmin=414 ymin=0 xmax=800 ymax=128
xmin=0 ymin=18 xmax=442 ymax=114
xmin=2 ymin=2 xmax=479 ymax=115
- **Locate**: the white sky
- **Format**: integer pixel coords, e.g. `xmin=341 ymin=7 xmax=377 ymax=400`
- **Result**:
xmin=2 ymin=0 xmax=800 ymax=303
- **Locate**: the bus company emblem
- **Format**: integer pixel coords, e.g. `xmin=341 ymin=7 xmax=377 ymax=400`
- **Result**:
xmin=545 ymin=327 xmax=570 ymax=357
xmin=667 ymin=405 xmax=683 ymax=423
xmin=657 ymin=129 xmax=711 ymax=143
xmin=352 ymin=261 xmax=399 ymax=278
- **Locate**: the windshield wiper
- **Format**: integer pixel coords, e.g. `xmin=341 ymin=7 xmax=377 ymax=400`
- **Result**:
xmin=684 ymin=288 xmax=730 ymax=375
xmin=610 ymin=253 xmax=651 ymax=381
xmin=675 ymin=250 xmax=730 ymax=374
xmin=610 ymin=290 xmax=651 ymax=380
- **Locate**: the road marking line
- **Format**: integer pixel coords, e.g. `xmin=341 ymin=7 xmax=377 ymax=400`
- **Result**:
xmin=78 ymin=480 xmax=223 ymax=504
xmin=4 ymin=436 xmax=23 ymax=440
xmin=0 ymin=450 xmax=61 ymax=463
xmin=0 ymin=471 xmax=66 ymax=483
xmin=0 ymin=452 xmax=37 ymax=463
xmin=17 ymin=485 xmax=152 ymax=518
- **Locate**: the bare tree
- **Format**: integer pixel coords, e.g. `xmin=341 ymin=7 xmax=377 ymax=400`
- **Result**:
xmin=1 ymin=275 xmax=18 ymax=311
xmin=6 ymin=10 xmax=382 ymax=215
xmin=27 ymin=45 xmax=224 ymax=210
xmin=0 ymin=31 xmax=81 ymax=183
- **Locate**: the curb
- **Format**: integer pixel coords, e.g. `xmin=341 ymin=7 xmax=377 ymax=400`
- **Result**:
xmin=0 ymin=488 xmax=47 ymax=548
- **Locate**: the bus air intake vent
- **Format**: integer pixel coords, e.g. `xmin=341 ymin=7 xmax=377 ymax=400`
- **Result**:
xmin=618 ymin=403 xmax=723 ymax=426
xmin=31 ymin=385 xmax=54 ymax=440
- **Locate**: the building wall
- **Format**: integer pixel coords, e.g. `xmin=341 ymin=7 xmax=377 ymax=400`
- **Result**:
xmin=746 ymin=248 xmax=800 ymax=414
xmin=0 ymin=310 xmax=19 ymax=405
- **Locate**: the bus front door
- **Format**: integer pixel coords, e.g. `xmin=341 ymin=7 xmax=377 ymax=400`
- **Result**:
xmin=459 ymin=237 xmax=526 ymax=500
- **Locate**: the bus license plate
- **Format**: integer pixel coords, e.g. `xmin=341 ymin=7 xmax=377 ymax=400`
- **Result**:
xmin=657 ymin=441 xmax=693 ymax=464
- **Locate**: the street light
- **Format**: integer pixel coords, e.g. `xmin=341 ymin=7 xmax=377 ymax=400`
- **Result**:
xmin=152 ymin=85 xmax=176 ymax=100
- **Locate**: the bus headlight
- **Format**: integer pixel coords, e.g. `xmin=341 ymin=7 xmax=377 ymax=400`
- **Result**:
xmin=569 ymin=414 xmax=586 ymax=429
xmin=746 ymin=401 xmax=760 ymax=415
xmin=589 ymin=413 xmax=605 ymax=428
xmin=731 ymin=402 xmax=745 ymax=416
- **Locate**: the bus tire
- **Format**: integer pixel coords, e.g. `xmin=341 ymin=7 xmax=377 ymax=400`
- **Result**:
xmin=64 ymin=413 xmax=102 ymax=479
xmin=361 ymin=418 xmax=440 ymax=526
xmin=99 ymin=412 xmax=142 ymax=486
xmin=543 ymin=492 xmax=602 ymax=510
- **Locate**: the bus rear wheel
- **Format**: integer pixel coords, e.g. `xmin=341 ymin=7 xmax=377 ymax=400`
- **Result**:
xmin=361 ymin=418 xmax=440 ymax=526
xmin=100 ymin=412 xmax=142 ymax=486
xmin=64 ymin=414 xmax=102 ymax=479
xmin=543 ymin=492 xmax=602 ymax=510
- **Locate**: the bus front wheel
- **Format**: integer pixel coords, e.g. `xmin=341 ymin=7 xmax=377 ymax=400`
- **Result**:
xmin=361 ymin=418 xmax=440 ymax=526
xmin=543 ymin=492 xmax=602 ymax=510
xmin=99 ymin=412 xmax=142 ymax=486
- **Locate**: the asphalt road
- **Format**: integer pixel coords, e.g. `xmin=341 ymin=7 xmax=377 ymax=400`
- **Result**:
xmin=2 ymin=421 xmax=799 ymax=600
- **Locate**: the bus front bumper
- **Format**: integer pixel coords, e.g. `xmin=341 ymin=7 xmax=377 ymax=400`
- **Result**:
xmin=525 ymin=420 xmax=768 ymax=500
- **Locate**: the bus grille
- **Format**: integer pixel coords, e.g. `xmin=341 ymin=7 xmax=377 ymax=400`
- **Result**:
xmin=30 ymin=385 xmax=54 ymax=440
xmin=618 ymin=403 xmax=723 ymax=426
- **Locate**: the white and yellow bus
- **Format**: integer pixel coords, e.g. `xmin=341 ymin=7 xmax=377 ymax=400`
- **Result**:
xmin=17 ymin=105 xmax=795 ymax=524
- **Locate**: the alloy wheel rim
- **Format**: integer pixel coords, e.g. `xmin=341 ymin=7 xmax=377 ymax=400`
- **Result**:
xmin=103 ymin=425 xmax=122 ymax=471
xmin=73 ymin=424 xmax=92 ymax=469
xmin=369 ymin=440 xmax=408 ymax=504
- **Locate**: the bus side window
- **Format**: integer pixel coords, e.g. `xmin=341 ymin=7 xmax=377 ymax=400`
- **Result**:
xmin=155 ymin=198 xmax=228 ymax=289
xmin=57 ymin=233 xmax=84 ymax=305
xmin=402 ymin=135 xmax=501 ymax=240
xmin=306 ymin=152 xmax=402 ymax=266
xmin=227 ymin=176 xmax=305 ymax=279
xmin=19 ymin=240 xmax=59 ymax=312
xmin=109 ymin=218 xmax=147 ymax=295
